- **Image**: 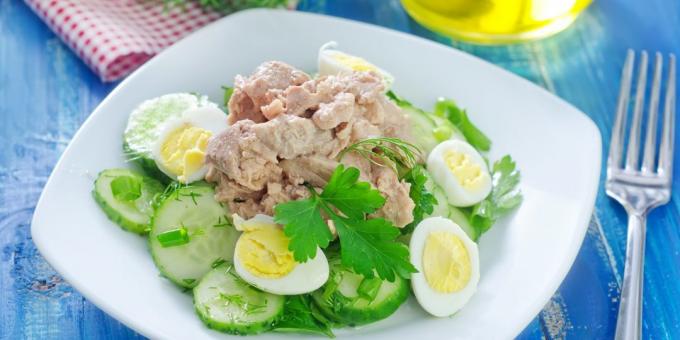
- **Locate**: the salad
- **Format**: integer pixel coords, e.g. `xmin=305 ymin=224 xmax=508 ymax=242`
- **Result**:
xmin=92 ymin=42 xmax=522 ymax=337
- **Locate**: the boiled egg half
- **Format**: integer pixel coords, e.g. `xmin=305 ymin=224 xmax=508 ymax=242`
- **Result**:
xmin=427 ymin=140 xmax=492 ymax=207
xmin=152 ymin=106 xmax=228 ymax=184
xmin=318 ymin=41 xmax=394 ymax=87
xmin=232 ymin=214 xmax=329 ymax=295
xmin=410 ymin=216 xmax=480 ymax=317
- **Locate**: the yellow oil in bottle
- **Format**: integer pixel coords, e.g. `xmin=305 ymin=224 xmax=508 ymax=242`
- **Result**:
xmin=401 ymin=0 xmax=593 ymax=44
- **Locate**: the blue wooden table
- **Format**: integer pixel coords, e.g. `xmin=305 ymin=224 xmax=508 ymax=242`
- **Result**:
xmin=1 ymin=0 xmax=679 ymax=338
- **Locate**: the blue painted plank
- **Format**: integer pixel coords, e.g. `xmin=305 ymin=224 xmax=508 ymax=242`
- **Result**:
xmin=0 ymin=1 xmax=138 ymax=339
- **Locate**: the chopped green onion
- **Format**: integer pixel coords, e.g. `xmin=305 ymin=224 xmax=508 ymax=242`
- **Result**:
xmin=357 ymin=277 xmax=382 ymax=301
xmin=156 ymin=227 xmax=189 ymax=247
xmin=110 ymin=175 xmax=142 ymax=202
xmin=435 ymin=98 xmax=491 ymax=151
xmin=183 ymin=278 xmax=196 ymax=286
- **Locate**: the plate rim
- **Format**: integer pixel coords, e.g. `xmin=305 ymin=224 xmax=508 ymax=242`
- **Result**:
xmin=31 ymin=8 xmax=602 ymax=339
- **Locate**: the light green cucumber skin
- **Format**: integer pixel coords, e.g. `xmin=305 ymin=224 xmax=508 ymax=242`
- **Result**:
xmin=448 ymin=206 xmax=478 ymax=241
xmin=149 ymin=185 xmax=239 ymax=288
xmin=122 ymin=93 xmax=216 ymax=182
xmin=193 ymin=265 xmax=285 ymax=335
xmin=401 ymin=106 xmax=439 ymax=154
xmin=92 ymin=168 xmax=163 ymax=234
xmin=429 ymin=186 xmax=451 ymax=219
xmin=311 ymin=267 xmax=409 ymax=326
xmin=401 ymin=106 xmax=464 ymax=154
xmin=426 ymin=187 xmax=479 ymax=241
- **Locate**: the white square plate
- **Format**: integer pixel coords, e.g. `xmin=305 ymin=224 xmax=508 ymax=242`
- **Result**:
xmin=32 ymin=9 xmax=602 ymax=340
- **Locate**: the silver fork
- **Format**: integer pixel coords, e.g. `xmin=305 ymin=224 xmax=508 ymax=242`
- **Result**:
xmin=607 ymin=50 xmax=676 ymax=340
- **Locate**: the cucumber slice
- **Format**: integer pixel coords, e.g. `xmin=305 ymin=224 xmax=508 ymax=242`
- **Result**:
xmin=149 ymin=185 xmax=239 ymax=288
xmin=448 ymin=206 xmax=478 ymax=241
xmin=429 ymin=186 xmax=450 ymax=218
xmin=194 ymin=264 xmax=285 ymax=335
xmin=123 ymin=93 xmax=217 ymax=179
xmin=311 ymin=261 xmax=409 ymax=326
xmin=401 ymin=106 xmax=439 ymax=154
xmin=92 ymin=168 xmax=164 ymax=234
xmin=426 ymin=183 xmax=478 ymax=240
xmin=399 ymin=105 xmax=464 ymax=154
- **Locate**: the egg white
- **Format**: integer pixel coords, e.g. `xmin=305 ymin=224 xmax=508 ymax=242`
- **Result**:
xmin=427 ymin=140 xmax=492 ymax=207
xmin=151 ymin=106 xmax=228 ymax=183
xmin=410 ymin=216 xmax=480 ymax=317
xmin=232 ymin=214 xmax=330 ymax=295
xmin=317 ymin=41 xmax=394 ymax=87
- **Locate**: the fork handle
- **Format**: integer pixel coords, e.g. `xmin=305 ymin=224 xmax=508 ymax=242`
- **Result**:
xmin=615 ymin=213 xmax=647 ymax=340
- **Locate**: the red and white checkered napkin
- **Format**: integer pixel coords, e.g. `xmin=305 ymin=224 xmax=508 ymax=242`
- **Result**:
xmin=24 ymin=0 xmax=224 ymax=82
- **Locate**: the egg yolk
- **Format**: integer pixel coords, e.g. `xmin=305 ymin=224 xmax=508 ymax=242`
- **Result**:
xmin=333 ymin=53 xmax=378 ymax=73
xmin=444 ymin=150 xmax=485 ymax=190
xmin=236 ymin=226 xmax=297 ymax=278
xmin=422 ymin=231 xmax=471 ymax=293
xmin=160 ymin=124 xmax=212 ymax=183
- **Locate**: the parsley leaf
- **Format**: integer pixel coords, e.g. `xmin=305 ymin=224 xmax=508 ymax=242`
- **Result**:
xmin=332 ymin=216 xmax=416 ymax=282
xmin=110 ymin=175 xmax=142 ymax=202
xmin=470 ymin=155 xmax=522 ymax=235
xmin=274 ymin=165 xmax=417 ymax=281
xmin=274 ymin=197 xmax=332 ymax=262
xmin=435 ymin=98 xmax=491 ymax=151
xmin=401 ymin=165 xmax=437 ymax=234
xmin=221 ymin=85 xmax=234 ymax=108
xmin=273 ymin=295 xmax=334 ymax=337
xmin=320 ymin=165 xmax=385 ymax=219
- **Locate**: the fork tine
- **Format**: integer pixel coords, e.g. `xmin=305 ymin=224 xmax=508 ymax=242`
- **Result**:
xmin=609 ymin=50 xmax=635 ymax=170
xmin=658 ymin=54 xmax=676 ymax=177
xmin=642 ymin=53 xmax=663 ymax=173
xmin=626 ymin=51 xmax=649 ymax=170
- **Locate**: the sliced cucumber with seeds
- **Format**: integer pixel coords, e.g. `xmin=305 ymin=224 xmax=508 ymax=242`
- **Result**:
xmin=123 ymin=93 xmax=217 ymax=180
xmin=194 ymin=264 xmax=285 ymax=335
xmin=311 ymin=260 xmax=409 ymax=326
xmin=149 ymin=184 xmax=239 ymax=288
xmin=92 ymin=168 xmax=164 ymax=234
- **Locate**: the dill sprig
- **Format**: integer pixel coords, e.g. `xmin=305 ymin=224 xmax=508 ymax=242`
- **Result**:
xmin=338 ymin=137 xmax=421 ymax=176
xmin=218 ymin=293 xmax=268 ymax=314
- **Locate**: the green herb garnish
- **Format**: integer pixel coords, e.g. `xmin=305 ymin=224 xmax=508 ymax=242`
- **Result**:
xmin=273 ymin=295 xmax=334 ymax=337
xmin=338 ymin=137 xmax=420 ymax=175
xmin=401 ymin=165 xmax=437 ymax=234
xmin=218 ymin=293 xmax=267 ymax=314
xmin=213 ymin=215 xmax=232 ymax=228
xmin=274 ymin=164 xmax=417 ymax=281
xmin=180 ymin=191 xmax=202 ymax=205
xmin=434 ymin=98 xmax=491 ymax=151
xmin=182 ymin=278 xmax=196 ymax=286
xmin=156 ymin=226 xmax=190 ymax=247
xmin=110 ymin=175 xmax=142 ymax=202
xmin=469 ymin=155 xmax=522 ymax=237
xmin=211 ymin=257 xmax=226 ymax=269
